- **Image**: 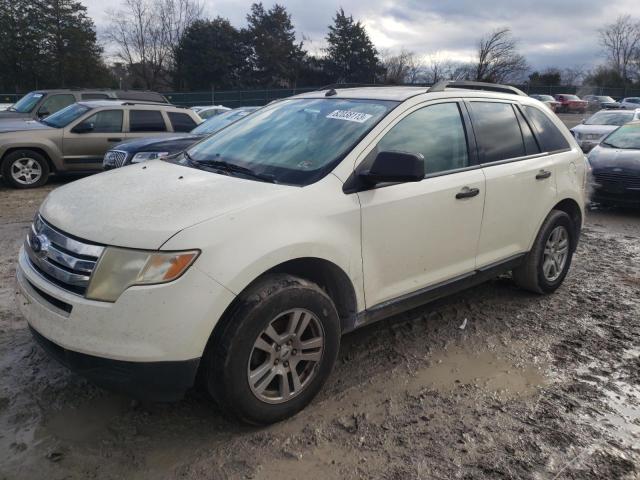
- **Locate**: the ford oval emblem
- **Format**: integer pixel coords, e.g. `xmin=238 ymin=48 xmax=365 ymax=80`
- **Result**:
xmin=31 ymin=234 xmax=50 ymax=259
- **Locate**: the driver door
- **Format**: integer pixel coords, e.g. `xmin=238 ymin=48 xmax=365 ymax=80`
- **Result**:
xmin=63 ymin=109 xmax=125 ymax=170
xmin=356 ymin=101 xmax=486 ymax=308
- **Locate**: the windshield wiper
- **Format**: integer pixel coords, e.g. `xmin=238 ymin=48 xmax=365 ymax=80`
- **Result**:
xmin=190 ymin=157 xmax=277 ymax=183
xmin=600 ymin=141 xmax=618 ymax=148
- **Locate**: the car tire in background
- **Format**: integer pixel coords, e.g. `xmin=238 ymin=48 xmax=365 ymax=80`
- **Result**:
xmin=1 ymin=150 xmax=50 ymax=189
xmin=202 ymin=274 xmax=341 ymax=425
xmin=513 ymin=210 xmax=576 ymax=294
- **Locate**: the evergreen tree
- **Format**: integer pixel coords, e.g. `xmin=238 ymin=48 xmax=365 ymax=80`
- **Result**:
xmin=174 ymin=18 xmax=247 ymax=90
xmin=324 ymin=9 xmax=382 ymax=84
xmin=244 ymin=3 xmax=304 ymax=87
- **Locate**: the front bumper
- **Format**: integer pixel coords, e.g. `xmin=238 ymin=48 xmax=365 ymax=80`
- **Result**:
xmin=29 ymin=325 xmax=199 ymax=401
xmin=16 ymin=246 xmax=236 ymax=397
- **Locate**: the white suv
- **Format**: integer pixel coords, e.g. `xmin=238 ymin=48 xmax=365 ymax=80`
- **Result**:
xmin=16 ymin=82 xmax=587 ymax=424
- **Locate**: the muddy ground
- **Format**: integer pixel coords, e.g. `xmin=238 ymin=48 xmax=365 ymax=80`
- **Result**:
xmin=1 ymin=125 xmax=639 ymax=479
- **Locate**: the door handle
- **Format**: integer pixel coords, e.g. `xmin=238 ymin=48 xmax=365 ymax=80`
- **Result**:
xmin=107 ymin=138 xmax=122 ymax=142
xmin=455 ymin=186 xmax=480 ymax=199
xmin=536 ymin=169 xmax=552 ymax=180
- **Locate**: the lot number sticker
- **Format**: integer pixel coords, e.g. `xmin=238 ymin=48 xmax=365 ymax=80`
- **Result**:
xmin=326 ymin=110 xmax=373 ymax=123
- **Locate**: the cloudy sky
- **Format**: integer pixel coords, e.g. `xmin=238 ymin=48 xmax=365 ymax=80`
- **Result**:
xmin=82 ymin=0 xmax=637 ymax=71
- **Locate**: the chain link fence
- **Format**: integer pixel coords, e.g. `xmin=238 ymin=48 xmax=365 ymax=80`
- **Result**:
xmin=2 ymin=85 xmax=640 ymax=108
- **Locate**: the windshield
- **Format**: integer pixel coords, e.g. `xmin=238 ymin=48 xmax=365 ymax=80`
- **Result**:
xmin=536 ymin=95 xmax=554 ymax=101
xmin=40 ymin=103 xmax=90 ymax=128
xmin=585 ymin=111 xmax=633 ymax=126
xmin=191 ymin=108 xmax=258 ymax=135
xmin=180 ymin=98 xmax=397 ymax=185
xmin=10 ymin=92 xmax=45 ymax=113
xmin=602 ymin=124 xmax=640 ymax=149
xmin=596 ymin=96 xmax=615 ymax=102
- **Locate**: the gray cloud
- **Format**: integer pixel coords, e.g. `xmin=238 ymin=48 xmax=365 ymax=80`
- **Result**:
xmin=82 ymin=0 xmax=636 ymax=71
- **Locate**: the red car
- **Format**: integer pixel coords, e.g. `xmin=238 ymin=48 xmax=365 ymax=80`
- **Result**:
xmin=554 ymin=94 xmax=588 ymax=113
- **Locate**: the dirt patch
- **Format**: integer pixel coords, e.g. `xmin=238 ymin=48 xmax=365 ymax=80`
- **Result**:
xmin=0 ymin=179 xmax=639 ymax=480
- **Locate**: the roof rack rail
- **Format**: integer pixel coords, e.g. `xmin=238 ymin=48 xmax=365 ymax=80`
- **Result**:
xmin=315 ymin=83 xmax=380 ymax=91
xmin=428 ymin=80 xmax=526 ymax=96
xmin=120 ymin=101 xmax=175 ymax=106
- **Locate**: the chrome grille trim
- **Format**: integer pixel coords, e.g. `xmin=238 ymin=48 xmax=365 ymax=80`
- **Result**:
xmin=25 ymin=215 xmax=105 ymax=296
xmin=104 ymin=150 xmax=129 ymax=168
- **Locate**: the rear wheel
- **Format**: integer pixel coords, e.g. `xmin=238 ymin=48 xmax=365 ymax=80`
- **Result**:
xmin=1 ymin=150 xmax=50 ymax=188
xmin=513 ymin=210 xmax=576 ymax=294
xmin=203 ymin=274 xmax=340 ymax=425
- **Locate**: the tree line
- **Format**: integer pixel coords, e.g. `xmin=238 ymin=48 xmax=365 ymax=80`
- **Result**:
xmin=1 ymin=0 xmax=640 ymax=93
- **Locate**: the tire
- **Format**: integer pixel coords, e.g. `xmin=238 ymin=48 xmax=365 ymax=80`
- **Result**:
xmin=513 ymin=210 xmax=576 ymax=294
xmin=1 ymin=150 xmax=50 ymax=189
xmin=202 ymin=274 xmax=341 ymax=425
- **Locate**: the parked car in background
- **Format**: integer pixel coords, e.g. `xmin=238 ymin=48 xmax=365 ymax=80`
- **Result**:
xmin=582 ymin=95 xmax=621 ymax=111
xmin=104 ymin=107 xmax=258 ymax=169
xmin=620 ymin=97 xmax=640 ymax=110
xmin=588 ymin=121 xmax=640 ymax=206
xmin=0 ymin=103 xmax=14 ymax=110
xmin=554 ymin=94 xmax=588 ymax=113
xmin=0 ymin=101 xmax=201 ymax=188
xmin=570 ymin=109 xmax=640 ymax=152
xmin=0 ymin=89 xmax=169 ymax=122
xmin=529 ymin=94 xmax=561 ymax=112
xmin=16 ymin=82 xmax=587 ymax=424
xmin=191 ymin=105 xmax=231 ymax=119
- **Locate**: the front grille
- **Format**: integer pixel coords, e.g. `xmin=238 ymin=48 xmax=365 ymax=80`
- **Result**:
xmin=25 ymin=215 xmax=105 ymax=296
xmin=104 ymin=150 xmax=129 ymax=168
xmin=593 ymin=171 xmax=640 ymax=189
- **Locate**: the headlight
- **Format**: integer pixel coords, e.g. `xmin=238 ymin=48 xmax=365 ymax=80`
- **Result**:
xmin=86 ymin=248 xmax=199 ymax=302
xmin=131 ymin=151 xmax=170 ymax=163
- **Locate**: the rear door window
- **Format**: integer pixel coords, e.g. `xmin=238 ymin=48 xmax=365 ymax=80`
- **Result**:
xmin=521 ymin=106 xmax=570 ymax=152
xmin=468 ymin=102 xmax=525 ymax=163
xmin=168 ymin=112 xmax=197 ymax=132
xmin=129 ymin=110 xmax=167 ymax=132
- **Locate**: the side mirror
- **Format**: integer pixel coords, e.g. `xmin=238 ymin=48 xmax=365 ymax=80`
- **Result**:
xmin=37 ymin=109 xmax=50 ymax=118
xmin=72 ymin=122 xmax=94 ymax=134
xmin=359 ymin=150 xmax=425 ymax=184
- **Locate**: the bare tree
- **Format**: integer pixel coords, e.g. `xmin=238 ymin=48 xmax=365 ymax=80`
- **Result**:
xmin=561 ymin=65 xmax=586 ymax=86
xmin=599 ymin=15 xmax=640 ymax=82
xmin=425 ymin=53 xmax=465 ymax=83
xmin=105 ymin=0 xmax=202 ymax=89
xmin=382 ymin=50 xmax=423 ymax=84
xmin=474 ymin=27 xmax=527 ymax=83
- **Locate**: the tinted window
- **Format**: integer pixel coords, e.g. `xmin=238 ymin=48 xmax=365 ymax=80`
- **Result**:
xmin=39 ymin=94 xmax=75 ymax=116
xmin=522 ymin=106 xmax=570 ymax=152
xmin=377 ymin=103 xmax=468 ymax=174
xmin=81 ymin=110 xmax=123 ymax=133
xmin=129 ymin=110 xmax=166 ymax=132
xmin=81 ymin=93 xmax=109 ymax=100
xmin=168 ymin=112 xmax=197 ymax=132
xmin=514 ymin=108 xmax=541 ymax=155
xmin=469 ymin=102 xmax=525 ymax=162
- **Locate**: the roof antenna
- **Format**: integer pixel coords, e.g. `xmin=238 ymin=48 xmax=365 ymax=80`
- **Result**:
xmin=325 ymin=88 xmax=337 ymax=97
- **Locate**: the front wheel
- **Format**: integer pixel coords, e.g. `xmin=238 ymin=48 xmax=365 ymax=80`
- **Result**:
xmin=1 ymin=150 xmax=50 ymax=188
xmin=203 ymin=274 xmax=340 ymax=424
xmin=513 ymin=210 xmax=576 ymax=294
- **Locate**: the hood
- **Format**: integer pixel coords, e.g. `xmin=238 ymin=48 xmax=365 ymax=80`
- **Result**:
xmin=588 ymin=145 xmax=640 ymax=171
xmin=571 ymin=124 xmax=618 ymax=136
xmin=39 ymin=160 xmax=293 ymax=249
xmin=0 ymin=110 xmax=30 ymax=120
xmin=115 ymin=133 xmax=202 ymax=153
xmin=0 ymin=119 xmax=52 ymax=133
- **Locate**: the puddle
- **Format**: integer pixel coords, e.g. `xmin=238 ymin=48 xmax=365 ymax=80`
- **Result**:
xmin=408 ymin=348 xmax=547 ymax=397
xmin=36 ymin=395 xmax=130 ymax=444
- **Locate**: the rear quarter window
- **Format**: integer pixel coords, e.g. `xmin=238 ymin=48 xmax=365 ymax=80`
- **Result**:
xmin=521 ymin=106 xmax=570 ymax=152
xmin=168 ymin=112 xmax=197 ymax=132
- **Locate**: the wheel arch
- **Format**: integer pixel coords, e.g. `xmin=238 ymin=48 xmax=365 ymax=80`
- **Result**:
xmin=552 ymin=198 xmax=583 ymax=250
xmin=2 ymin=146 xmax=57 ymax=172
